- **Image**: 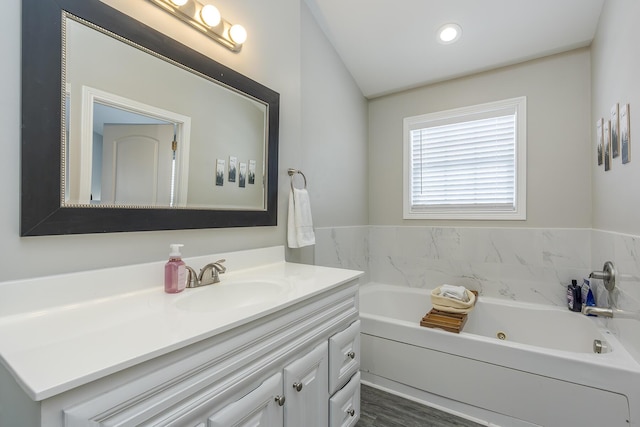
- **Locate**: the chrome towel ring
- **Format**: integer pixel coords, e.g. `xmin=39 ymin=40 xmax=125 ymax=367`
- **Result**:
xmin=287 ymin=168 xmax=307 ymax=190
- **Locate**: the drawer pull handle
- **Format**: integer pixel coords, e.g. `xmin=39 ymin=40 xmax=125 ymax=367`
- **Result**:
xmin=347 ymin=408 xmax=355 ymax=417
xmin=293 ymin=382 xmax=303 ymax=392
xmin=275 ymin=395 xmax=286 ymax=406
xmin=346 ymin=351 xmax=356 ymax=359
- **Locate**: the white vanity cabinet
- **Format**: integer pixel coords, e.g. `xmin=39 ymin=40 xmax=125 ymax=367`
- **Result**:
xmin=27 ymin=280 xmax=360 ymax=427
xmin=207 ymin=342 xmax=329 ymax=427
xmin=207 ymin=372 xmax=284 ymax=426
xmin=283 ymin=341 xmax=329 ymax=426
xmin=207 ymin=337 xmax=357 ymax=427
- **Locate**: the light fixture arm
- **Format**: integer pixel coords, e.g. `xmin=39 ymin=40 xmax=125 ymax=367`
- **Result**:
xmin=147 ymin=0 xmax=246 ymax=52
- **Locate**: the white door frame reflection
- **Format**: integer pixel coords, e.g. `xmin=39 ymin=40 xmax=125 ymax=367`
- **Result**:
xmin=68 ymin=86 xmax=192 ymax=207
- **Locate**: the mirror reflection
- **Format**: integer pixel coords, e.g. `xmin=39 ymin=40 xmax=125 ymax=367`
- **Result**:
xmin=64 ymin=15 xmax=268 ymax=210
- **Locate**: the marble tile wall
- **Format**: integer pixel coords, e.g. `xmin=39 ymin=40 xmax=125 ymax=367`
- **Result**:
xmin=314 ymin=226 xmax=370 ymax=283
xmin=315 ymin=226 xmax=640 ymax=309
xmin=592 ymin=229 xmax=640 ymax=310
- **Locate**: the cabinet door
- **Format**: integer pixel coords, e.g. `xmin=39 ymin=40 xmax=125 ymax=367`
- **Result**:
xmin=283 ymin=341 xmax=329 ymax=427
xmin=328 ymin=320 xmax=360 ymax=394
xmin=329 ymin=372 xmax=360 ymax=427
xmin=207 ymin=372 xmax=284 ymax=427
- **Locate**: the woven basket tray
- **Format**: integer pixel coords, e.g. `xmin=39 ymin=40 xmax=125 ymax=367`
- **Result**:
xmin=420 ymin=290 xmax=478 ymax=333
xmin=430 ymin=287 xmax=476 ymax=313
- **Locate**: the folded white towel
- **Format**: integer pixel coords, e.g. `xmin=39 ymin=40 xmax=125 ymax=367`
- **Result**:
xmin=439 ymin=284 xmax=470 ymax=302
xmin=287 ymin=188 xmax=316 ymax=248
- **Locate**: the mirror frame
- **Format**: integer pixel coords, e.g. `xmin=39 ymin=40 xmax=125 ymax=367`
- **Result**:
xmin=21 ymin=0 xmax=279 ymax=236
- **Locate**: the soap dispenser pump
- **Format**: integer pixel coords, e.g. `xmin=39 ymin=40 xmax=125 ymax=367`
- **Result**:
xmin=165 ymin=243 xmax=186 ymax=294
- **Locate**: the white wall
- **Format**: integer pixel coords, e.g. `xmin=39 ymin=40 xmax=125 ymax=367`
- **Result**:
xmin=293 ymin=1 xmax=369 ymax=263
xmin=1 ymin=0 xmax=367 ymax=280
xmin=591 ymin=0 xmax=640 ymax=236
xmin=300 ymin=1 xmax=368 ymax=228
xmin=368 ymin=48 xmax=592 ymax=228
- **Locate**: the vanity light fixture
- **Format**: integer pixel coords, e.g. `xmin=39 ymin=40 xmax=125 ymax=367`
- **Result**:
xmin=200 ymin=4 xmax=221 ymax=27
xmin=437 ymin=23 xmax=462 ymax=45
xmin=147 ymin=0 xmax=247 ymax=52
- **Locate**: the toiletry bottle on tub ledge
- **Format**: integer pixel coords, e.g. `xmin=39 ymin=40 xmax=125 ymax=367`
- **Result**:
xmin=567 ymin=279 xmax=581 ymax=312
xmin=582 ymin=278 xmax=596 ymax=315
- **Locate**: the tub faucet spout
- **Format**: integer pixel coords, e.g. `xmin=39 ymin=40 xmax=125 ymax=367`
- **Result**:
xmin=581 ymin=304 xmax=613 ymax=318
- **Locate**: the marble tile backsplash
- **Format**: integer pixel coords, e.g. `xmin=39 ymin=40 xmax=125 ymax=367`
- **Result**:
xmin=315 ymin=226 xmax=640 ymax=312
xmin=592 ymin=230 xmax=640 ymax=311
xmin=315 ymin=227 xmax=370 ymax=283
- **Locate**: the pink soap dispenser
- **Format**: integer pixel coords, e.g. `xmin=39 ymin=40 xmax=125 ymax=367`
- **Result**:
xmin=165 ymin=243 xmax=186 ymax=293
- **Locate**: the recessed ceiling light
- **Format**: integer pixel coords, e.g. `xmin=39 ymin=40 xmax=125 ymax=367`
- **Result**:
xmin=437 ymin=23 xmax=462 ymax=44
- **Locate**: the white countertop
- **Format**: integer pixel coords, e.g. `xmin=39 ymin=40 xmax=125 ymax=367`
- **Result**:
xmin=0 ymin=246 xmax=362 ymax=401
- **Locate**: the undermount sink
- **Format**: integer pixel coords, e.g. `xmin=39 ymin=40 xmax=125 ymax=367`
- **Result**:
xmin=174 ymin=279 xmax=291 ymax=312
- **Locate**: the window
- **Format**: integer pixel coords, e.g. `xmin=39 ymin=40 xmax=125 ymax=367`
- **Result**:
xmin=403 ymin=97 xmax=526 ymax=220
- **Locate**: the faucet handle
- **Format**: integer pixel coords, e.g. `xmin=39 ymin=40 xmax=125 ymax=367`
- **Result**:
xmin=185 ymin=266 xmax=200 ymax=288
xmin=198 ymin=259 xmax=227 ymax=285
xmin=212 ymin=259 xmax=226 ymax=274
xmin=589 ymin=261 xmax=616 ymax=292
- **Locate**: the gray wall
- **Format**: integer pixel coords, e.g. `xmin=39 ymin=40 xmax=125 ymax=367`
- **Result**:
xmin=5 ymin=0 xmax=636 ymax=281
xmin=368 ymin=48 xmax=592 ymax=228
xmin=300 ymin=2 xmax=368 ymax=229
xmin=1 ymin=0 xmax=368 ymax=280
xmin=591 ymin=0 xmax=640 ymax=236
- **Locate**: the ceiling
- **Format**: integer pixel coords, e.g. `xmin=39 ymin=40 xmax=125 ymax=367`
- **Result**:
xmin=305 ymin=0 xmax=605 ymax=98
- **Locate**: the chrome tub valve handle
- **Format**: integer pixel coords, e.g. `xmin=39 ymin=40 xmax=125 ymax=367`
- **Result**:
xmin=589 ymin=261 xmax=616 ymax=292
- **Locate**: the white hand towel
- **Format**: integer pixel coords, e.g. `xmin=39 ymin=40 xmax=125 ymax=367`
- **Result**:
xmin=439 ymin=284 xmax=470 ymax=302
xmin=287 ymin=187 xmax=316 ymax=248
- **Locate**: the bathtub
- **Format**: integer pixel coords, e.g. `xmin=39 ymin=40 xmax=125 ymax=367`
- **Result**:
xmin=359 ymin=283 xmax=640 ymax=427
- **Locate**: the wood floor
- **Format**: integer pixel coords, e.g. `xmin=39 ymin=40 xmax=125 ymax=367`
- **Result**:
xmin=356 ymin=384 xmax=484 ymax=427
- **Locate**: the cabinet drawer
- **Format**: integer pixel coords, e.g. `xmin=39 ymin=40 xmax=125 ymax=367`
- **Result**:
xmin=329 ymin=371 xmax=360 ymax=427
xmin=328 ymin=320 xmax=360 ymax=394
xmin=208 ymin=372 xmax=284 ymax=427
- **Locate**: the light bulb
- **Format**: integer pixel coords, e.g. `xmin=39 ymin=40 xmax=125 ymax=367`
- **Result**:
xmin=440 ymin=27 xmax=457 ymax=42
xmin=229 ymin=24 xmax=247 ymax=44
xmin=170 ymin=0 xmax=188 ymax=6
xmin=437 ymin=23 xmax=462 ymax=44
xmin=200 ymin=4 xmax=221 ymax=27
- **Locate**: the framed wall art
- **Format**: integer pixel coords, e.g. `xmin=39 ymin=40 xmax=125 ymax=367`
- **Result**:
xmin=216 ymin=158 xmax=225 ymax=186
xmin=596 ymin=118 xmax=603 ymax=166
xmin=611 ymin=103 xmax=619 ymax=158
xmin=604 ymin=120 xmax=611 ymax=171
xmin=621 ymin=103 xmax=631 ymax=164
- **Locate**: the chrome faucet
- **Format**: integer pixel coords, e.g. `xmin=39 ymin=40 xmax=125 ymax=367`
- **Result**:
xmin=185 ymin=259 xmax=226 ymax=288
xmin=581 ymin=305 xmax=613 ymax=317
xmin=582 ymin=261 xmax=617 ymax=317
xmin=582 ymin=304 xmax=640 ymax=319
xmin=582 ymin=261 xmax=640 ymax=319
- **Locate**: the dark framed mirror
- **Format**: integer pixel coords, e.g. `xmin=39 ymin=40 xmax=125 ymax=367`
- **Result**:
xmin=21 ymin=0 xmax=279 ymax=236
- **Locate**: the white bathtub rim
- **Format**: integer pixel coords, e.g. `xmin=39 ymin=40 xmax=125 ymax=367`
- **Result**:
xmin=360 ymin=282 xmax=640 ymax=426
xmin=359 ymin=282 xmax=634 ymax=353
xmin=359 ymin=283 xmax=640 ymax=386
xmin=362 ymin=281 xmax=598 ymax=312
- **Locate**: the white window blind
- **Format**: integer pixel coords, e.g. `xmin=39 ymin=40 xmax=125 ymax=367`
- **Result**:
xmin=403 ymin=97 xmax=526 ymax=220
